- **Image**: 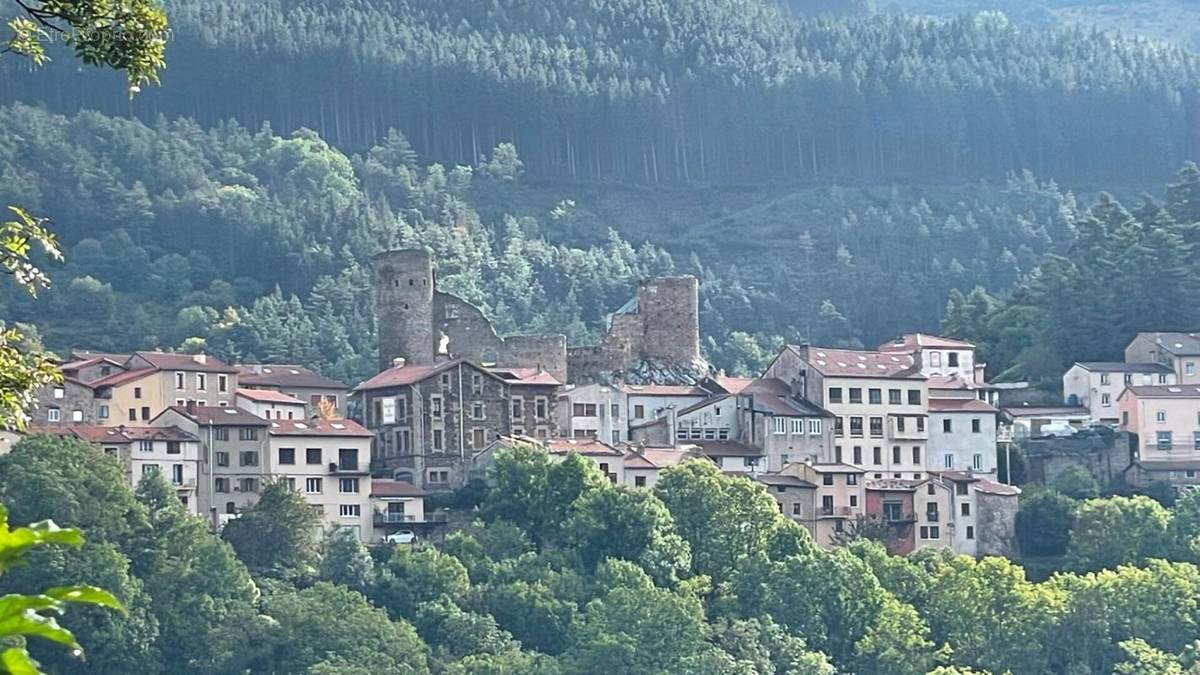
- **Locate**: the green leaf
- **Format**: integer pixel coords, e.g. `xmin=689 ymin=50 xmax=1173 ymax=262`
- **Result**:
xmin=0 ymin=594 xmax=59 ymax=619
xmin=0 ymin=647 xmax=41 ymax=675
xmin=43 ymin=586 xmax=123 ymax=612
xmin=0 ymin=610 xmax=80 ymax=649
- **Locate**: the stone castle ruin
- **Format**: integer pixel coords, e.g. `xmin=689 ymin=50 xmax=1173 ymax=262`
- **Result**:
xmin=372 ymin=249 xmax=706 ymax=384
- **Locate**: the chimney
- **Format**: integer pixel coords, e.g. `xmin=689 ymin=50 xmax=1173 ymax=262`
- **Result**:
xmin=392 ymin=357 xmax=407 ymax=369
xmin=634 ymin=440 xmax=646 ymax=456
xmin=193 ymin=354 xmax=207 ymax=365
xmin=186 ymin=400 xmax=196 ymax=414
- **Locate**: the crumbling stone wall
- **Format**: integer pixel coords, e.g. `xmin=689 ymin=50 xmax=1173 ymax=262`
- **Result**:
xmin=434 ymin=293 xmax=566 ymax=382
xmin=977 ymin=492 xmax=1019 ymax=558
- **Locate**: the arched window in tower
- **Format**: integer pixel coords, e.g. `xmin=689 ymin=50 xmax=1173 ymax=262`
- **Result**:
xmin=393 ymin=279 xmax=400 ymax=287
xmin=409 ymin=278 xmax=415 ymax=286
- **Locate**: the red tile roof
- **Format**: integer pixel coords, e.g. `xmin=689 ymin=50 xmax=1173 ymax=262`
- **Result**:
xmin=354 ymin=360 xmax=506 ymax=392
xmin=621 ymin=384 xmax=709 ymax=396
xmin=974 ymin=477 xmax=1021 ymax=496
xmin=1122 ymin=385 xmax=1200 ymax=399
xmin=547 ymin=438 xmax=624 ymax=457
xmin=131 ymin=351 xmax=238 ymax=373
xmin=268 ymin=419 xmax=371 ymax=437
xmin=485 ymin=367 xmax=562 ymax=387
xmin=58 ymin=425 xmax=197 ymax=444
xmin=793 ymin=346 xmax=923 ymax=380
xmin=371 ymin=479 xmax=425 ymax=498
xmin=236 ymin=388 xmax=305 ymax=405
xmin=623 ymin=446 xmax=700 ymax=469
xmin=878 ymin=333 xmax=975 ymax=352
xmin=743 ymin=378 xmax=833 ymax=417
xmin=754 ymin=473 xmax=817 ymax=488
xmin=236 ymin=364 xmax=347 ymax=390
xmin=89 ymin=367 xmax=156 ymax=389
xmin=926 ymin=374 xmax=986 ymax=390
xmin=694 ymin=440 xmax=763 ymax=458
xmin=927 ymin=398 xmax=998 ymax=413
xmin=715 ymin=376 xmax=755 ymax=394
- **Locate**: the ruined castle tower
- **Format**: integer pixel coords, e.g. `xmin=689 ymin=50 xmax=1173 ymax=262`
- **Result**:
xmin=372 ymin=249 xmax=435 ymax=370
xmin=638 ymin=276 xmax=701 ymax=365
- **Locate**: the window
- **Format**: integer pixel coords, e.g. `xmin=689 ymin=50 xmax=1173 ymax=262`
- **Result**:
xmin=432 ymin=429 xmax=444 ymax=452
xmin=973 ymin=453 xmax=983 ymax=470
xmin=428 ymin=470 xmax=450 ymax=485
xmin=573 ymin=403 xmax=597 ymax=417
xmin=966 ymin=526 xmax=974 ymax=540
xmin=635 ymin=404 xmax=645 ymax=419
xmin=306 ymin=448 xmax=322 ymax=465
xmin=215 ymin=477 xmax=229 ymax=493
xmin=133 ymin=386 xmax=142 ymax=399
xmin=305 ymin=477 xmax=322 ymax=494
xmin=944 ymin=453 xmax=954 ymax=469
xmin=128 ymin=408 xmax=138 ymax=422
xmin=1159 ymin=431 xmax=1173 ymax=450
xmin=897 ymin=416 xmax=906 ymax=432
xmin=511 ymin=397 xmax=523 ymax=419
xmin=834 ymin=417 xmax=844 ymax=437
xmin=931 ymin=352 xmax=942 ymax=367
xmin=852 ymin=446 xmax=862 ymax=464
xmin=948 ymin=353 xmax=959 ymax=367
xmin=471 ymin=373 xmax=483 ymax=395
xmin=214 ymin=426 xmax=230 ymax=441
xmin=175 ymin=372 xmax=185 ymax=389
xmin=822 ymin=474 xmax=834 ymax=486
xmin=430 ymin=395 xmax=443 ymax=418
xmin=140 ymin=406 xmax=150 ymax=421
xmin=196 ymin=373 xmax=207 ymax=391
xmin=869 ymin=417 xmax=883 ymax=437
xmin=98 ymin=405 xmax=109 ymax=419
xmin=239 ymin=427 xmax=258 ymax=441
xmin=1125 ymin=373 xmax=1134 ymax=385
xmin=773 ymin=417 xmax=787 ymax=435
xmin=873 ymin=446 xmax=882 ymax=464
xmin=471 ymin=402 xmax=484 ymax=420
xmin=172 ymin=464 xmax=184 ymax=485
xmin=1194 ymin=432 xmax=1200 ymax=451
xmin=167 ymin=441 xmax=181 ymax=455
xmin=340 ymin=504 xmax=361 ymax=518
xmin=912 ymin=447 xmax=921 ymax=464
xmin=473 ymin=428 xmax=485 ymax=448
xmin=610 ymin=404 xmax=620 ymax=418
xmin=942 ymin=419 xmax=953 ymax=433
xmin=849 ymin=495 xmax=858 ymax=507
xmin=892 ymin=446 xmax=901 ymax=464
xmin=1157 ymin=410 xmax=1168 ymax=423
xmin=218 ymin=375 xmax=227 ymax=393
xmin=138 ymin=440 xmax=153 ymax=453
xmin=280 ymin=477 xmax=296 ymax=491
xmin=919 ymin=526 xmax=940 ymax=540
xmin=791 ymin=502 xmax=802 ymax=516
xmin=278 ymin=448 xmax=295 ymax=465
xmin=808 ymin=419 xmax=822 ymax=435
xmin=1101 ymin=393 xmax=1111 ymax=407
xmin=828 ymin=388 xmax=843 ymax=403
xmin=790 ymin=418 xmax=803 ymax=434
xmin=635 ymin=476 xmax=646 ymax=487
xmin=1189 ymin=362 xmax=1197 ymax=376
xmin=972 ymin=418 xmax=982 ymax=433
xmin=835 ymin=446 xmax=843 ymax=463
xmin=849 ymin=388 xmax=863 ymax=404
xmin=1123 ymin=411 xmax=1130 ymax=426
xmin=868 ymin=388 xmax=882 ymax=404
xmin=1100 ymin=373 xmax=1111 ymax=385
xmin=46 ymin=408 xmax=61 ymax=423
xmin=52 ymin=386 xmax=64 ymax=399
xmin=847 ymin=474 xmax=858 ymax=485
xmin=917 ymin=417 xmax=926 ymax=432
xmin=440 ymin=373 xmax=451 ymax=390
xmin=888 ymin=389 xmax=902 ymax=404
xmin=849 ymin=417 xmax=863 ymax=437
xmin=961 ymin=503 xmax=971 ymax=517
xmin=216 ymin=451 xmax=229 ymax=467
xmin=339 ymin=478 xmax=360 ymax=494
xmin=908 ymin=390 xmax=921 ymax=405
xmin=239 ymin=478 xmax=258 ymax=493
xmin=239 ymin=451 xmax=259 ymax=467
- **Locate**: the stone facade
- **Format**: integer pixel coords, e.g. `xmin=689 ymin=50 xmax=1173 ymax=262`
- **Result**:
xmin=30 ymin=378 xmax=98 ymax=426
xmin=372 ymin=249 xmax=568 ymax=381
xmin=975 ymin=484 xmax=1020 ymax=557
xmin=567 ymin=277 xmax=706 ymax=384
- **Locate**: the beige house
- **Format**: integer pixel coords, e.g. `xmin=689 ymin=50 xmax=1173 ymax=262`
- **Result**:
xmin=151 ymin=404 xmax=270 ymax=527
xmin=622 ymin=446 xmax=699 ymax=488
xmin=775 ymin=462 xmax=866 ymax=547
xmin=93 ymin=352 xmax=237 ymax=426
xmin=766 ymin=345 xmax=929 ymax=481
xmin=237 ymin=364 xmax=349 ymax=417
xmin=547 ymin=437 xmax=626 ymax=483
xmin=1126 ymin=333 xmax=1200 ymax=385
xmin=267 ymin=419 xmax=374 ymax=541
xmin=1119 ymin=384 xmax=1200 ymax=486
xmin=236 ymin=388 xmax=307 ymax=421
xmin=369 ymin=479 xmax=428 ymax=542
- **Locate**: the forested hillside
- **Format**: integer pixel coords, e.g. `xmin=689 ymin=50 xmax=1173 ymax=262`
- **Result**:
xmin=6 ymin=0 xmax=1200 ymax=183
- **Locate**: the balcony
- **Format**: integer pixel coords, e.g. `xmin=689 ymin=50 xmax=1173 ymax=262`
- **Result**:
xmin=882 ymin=512 xmax=917 ymax=524
xmin=817 ymin=505 xmax=855 ymax=518
xmin=373 ymin=511 xmax=449 ymax=526
xmin=328 ymin=461 xmax=367 ymax=475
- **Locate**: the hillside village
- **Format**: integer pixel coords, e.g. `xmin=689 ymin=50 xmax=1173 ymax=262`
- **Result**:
xmin=9 ymin=248 xmax=1199 ymax=557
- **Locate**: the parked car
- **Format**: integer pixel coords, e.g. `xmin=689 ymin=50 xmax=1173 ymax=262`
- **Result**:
xmin=385 ymin=530 xmax=417 ymax=544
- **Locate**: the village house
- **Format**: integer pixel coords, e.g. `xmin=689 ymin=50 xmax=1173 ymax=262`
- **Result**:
xmin=622 ymin=445 xmax=699 ymax=488
xmin=558 ymin=383 xmax=628 ymax=444
xmin=235 ymin=388 xmax=307 ymax=421
xmin=766 ymin=345 xmax=930 ymax=481
xmin=1062 ymin=362 xmax=1175 ymax=423
xmin=548 ymin=437 xmax=626 ymax=483
xmin=236 ymin=364 xmax=349 ymax=417
xmin=1118 ymin=384 xmax=1200 ymax=487
xmin=369 ymin=479 xmax=432 ymax=543
xmin=1002 ymin=405 xmax=1091 ymax=439
xmin=754 ymin=472 xmax=818 ymax=523
xmin=771 ymin=461 xmax=866 ymax=546
xmin=92 ymin=352 xmax=238 ymax=425
xmin=151 ymin=404 xmax=270 ymax=526
xmin=736 ymin=378 xmax=835 ymax=471
xmin=623 ymin=384 xmax=712 ymax=431
xmin=266 ymin=419 xmax=374 ymax=541
xmin=487 ymin=367 xmax=560 ymax=440
xmin=354 ymin=358 xmax=514 ymax=491
xmin=1125 ymin=332 xmax=1200 ymax=385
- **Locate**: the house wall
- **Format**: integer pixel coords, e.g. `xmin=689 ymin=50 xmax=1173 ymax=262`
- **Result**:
xmin=627 ymin=393 xmax=707 ymax=427
xmin=1125 ymin=336 xmax=1200 ymax=385
xmin=865 ymin=489 xmax=916 ymax=555
xmin=916 ymin=347 xmax=976 ymax=381
xmin=31 ymin=380 xmax=97 ymax=426
xmin=764 ymin=484 xmax=816 ymax=524
xmin=268 ymin=435 xmax=373 ymax=541
xmin=103 ymin=374 xmax=161 ymax=426
xmin=1125 ymin=395 xmax=1200 ymax=462
xmin=929 ymin=411 xmax=997 ymax=474
xmin=976 ymin=492 xmax=1019 ymax=557
xmin=236 ymin=396 xmax=306 ymax=421
xmin=509 ymin=384 xmax=559 ymax=439
xmin=913 ymin=481 xmax=954 ymax=552
xmin=126 ymin=439 xmax=202 ymax=515
xmin=154 ymin=409 xmax=269 ymax=522
xmin=559 ymin=384 xmax=627 ymax=444
xmin=741 ymin=411 xmax=832 ymax=471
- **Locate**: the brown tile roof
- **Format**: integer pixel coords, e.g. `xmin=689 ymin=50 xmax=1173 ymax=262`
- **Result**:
xmin=89 ymin=367 xmax=156 ymax=389
xmin=484 ymin=367 xmax=562 ymax=387
xmin=69 ymin=351 xmax=132 ymax=363
xmin=743 ymin=378 xmax=832 ymax=417
xmin=547 ymin=438 xmax=624 ymax=457
xmin=929 ymin=470 xmax=981 ymax=483
xmin=164 ymin=405 xmax=270 ymax=427
xmin=755 ymin=473 xmax=816 ymax=489
xmin=236 ymin=388 xmax=305 ymax=405
xmin=677 ymin=394 xmax=731 ymax=416
xmin=132 ymin=352 xmax=238 ymax=374
xmin=928 ymin=398 xmax=998 ymax=413
xmin=1002 ymin=405 xmax=1090 ymax=418
xmin=1122 ymin=385 xmax=1200 ymax=399
xmin=268 ymin=419 xmax=370 ymax=437
xmin=236 ymin=364 xmax=347 ymax=390
xmin=715 ymin=376 xmax=755 ymax=394
xmin=878 ymin=333 xmax=975 ymax=352
xmin=926 ymin=374 xmax=986 ymax=390
xmin=623 ymin=446 xmax=700 ymax=469
xmin=60 ymin=425 xmax=197 ymax=444
xmin=694 ymin=440 xmax=763 ymax=458
xmin=371 ymin=479 xmax=426 ymax=498
xmin=1132 ymin=332 xmax=1200 ymax=357
xmin=974 ymin=477 xmax=1021 ymax=496
xmin=792 ymin=346 xmax=923 ymax=380
xmin=1074 ymin=361 xmax=1173 ymax=374
xmin=354 ymin=359 xmax=505 ymax=392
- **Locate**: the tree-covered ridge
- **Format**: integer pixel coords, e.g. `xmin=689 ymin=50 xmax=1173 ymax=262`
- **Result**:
xmin=8 ymin=436 xmax=1200 ymax=674
xmin=11 ymin=0 xmax=1200 ymax=182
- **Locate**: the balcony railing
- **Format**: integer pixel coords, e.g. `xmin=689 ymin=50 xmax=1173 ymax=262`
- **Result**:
xmin=328 ymin=461 xmax=365 ymax=474
xmin=373 ymin=512 xmax=449 ymax=526
xmin=882 ymin=512 xmax=916 ymax=524
xmin=818 ymin=505 xmax=855 ymax=518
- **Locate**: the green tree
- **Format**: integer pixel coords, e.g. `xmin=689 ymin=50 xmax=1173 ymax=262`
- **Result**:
xmin=320 ymin=529 xmax=377 ymax=593
xmin=564 ymin=486 xmax=691 ymax=585
xmin=1016 ymin=487 xmax=1076 ymax=557
xmin=1067 ymin=496 xmax=1173 ymax=572
xmin=373 ymin=547 xmax=470 ymax=620
xmin=1115 ymin=638 xmax=1185 ymax=675
xmin=482 ymin=444 xmax=607 ymax=545
xmin=1050 ymin=466 xmax=1100 ymax=500
xmin=221 ymin=480 xmax=321 ymax=578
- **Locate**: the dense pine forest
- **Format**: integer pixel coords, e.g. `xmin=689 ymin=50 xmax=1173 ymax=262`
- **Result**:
xmin=5 ymin=0 xmax=1200 ymax=184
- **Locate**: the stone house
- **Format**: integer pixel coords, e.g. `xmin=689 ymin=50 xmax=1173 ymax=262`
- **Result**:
xmin=755 ymin=473 xmax=818 ymax=522
xmin=486 ymin=367 xmax=560 ymax=440
xmin=355 ymin=359 xmax=513 ymax=491
xmin=1125 ymin=332 xmax=1200 ymax=385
